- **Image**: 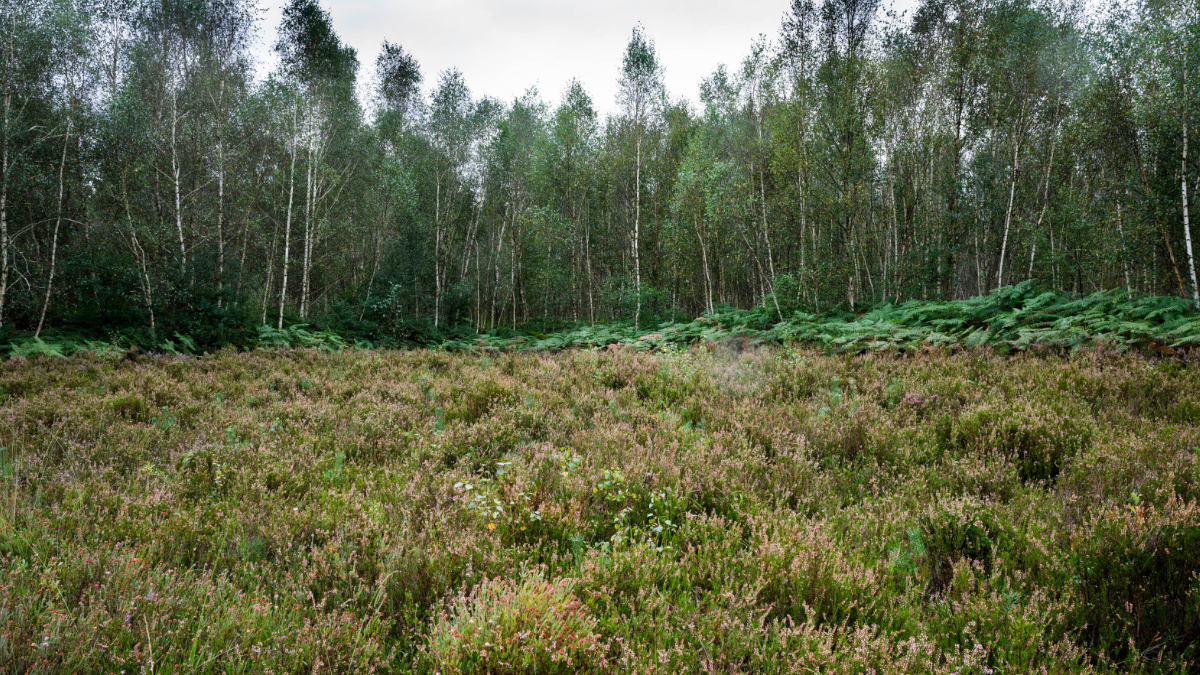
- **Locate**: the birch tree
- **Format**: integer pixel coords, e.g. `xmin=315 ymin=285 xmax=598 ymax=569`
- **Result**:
xmin=617 ymin=24 xmax=664 ymax=328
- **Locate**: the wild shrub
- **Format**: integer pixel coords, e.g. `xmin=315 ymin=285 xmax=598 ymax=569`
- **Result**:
xmin=945 ymin=402 xmax=1091 ymax=482
xmin=803 ymin=400 xmax=895 ymax=466
xmin=425 ymin=575 xmax=608 ymax=674
xmin=440 ymin=416 xmax=525 ymax=472
xmin=373 ymin=537 xmax=495 ymax=648
xmin=806 ymin=417 xmax=873 ymax=465
xmin=754 ymin=520 xmax=881 ymax=627
xmin=447 ymin=379 xmax=515 ymax=424
xmin=1167 ymin=398 xmax=1200 ymax=425
xmin=916 ymin=498 xmax=1002 ymax=598
xmin=107 ymin=393 xmax=150 ymax=422
xmin=1071 ymin=501 xmax=1200 ymax=666
xmin=2 ymin=346 xmax=1197 ymax=671
xmin=632 ymin=365 xmax=704 ymax=410
xmin=176 ymin=447 xmax=230 ymax=499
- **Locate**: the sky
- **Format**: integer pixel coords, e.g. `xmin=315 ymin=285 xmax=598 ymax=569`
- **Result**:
xmin=254 ymin=0 xmax=920 ymax=116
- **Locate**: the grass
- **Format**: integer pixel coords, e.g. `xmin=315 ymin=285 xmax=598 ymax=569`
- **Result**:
xmin=0 ymin=344 xmax=1198 ymax=671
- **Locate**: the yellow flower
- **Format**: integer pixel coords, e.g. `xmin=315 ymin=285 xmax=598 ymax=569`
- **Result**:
xmin=487 ymin=522 xmax=496 ymax=531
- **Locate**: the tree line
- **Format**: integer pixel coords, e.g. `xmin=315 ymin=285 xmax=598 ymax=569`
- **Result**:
xmin=0 ymin=0 xmax=1197 ymax=348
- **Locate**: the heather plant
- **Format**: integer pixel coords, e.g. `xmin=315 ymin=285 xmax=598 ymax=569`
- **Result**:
xmin=916 ymin=497 xmax=1002 ymax=597
xmin=943 ymin=401 xmax=1093 ymax=483
xmin=1071 ymin=499 xmax=1200 ymax=667
xmin=425 ymin=575 xmax=608 ymax=673
xmin=0 ymin=346 xmax=1198 ymax=671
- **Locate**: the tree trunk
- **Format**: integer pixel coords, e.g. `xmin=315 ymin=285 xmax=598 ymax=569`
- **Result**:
xmin=216 ymin=141 xmax=225 ymax=309
xmin=757 ymin=116 xmax=782 ymax=320
xmin=585 ymin=201 xmax=595 ymax=323
xmin=36 ymin=114 xmax=71 ymax=337
xmin=888 ymin=166 xmax=899 ymax=298
xmin=633 ymin=133 xmax=642 ymax=328
xmin=361 ymin=198 xmax=389 ymax=321
xmin=434 ymin=172 xmax=442 ymax=327
xmin=0 ymin=59 xmax=8 ymax=329
xmin=123 ymin=178 xmax=155 ymax=339
xmin=1028 ymin=118 xmax=1060 ymax=280
xmin=300 ymin=131 xmax=314 ymax=320
xmin=1183 ymin=109 xmax=1199 ymax=309
xmin=215 ymin=79 xmax=226 ymax=309
xmin=171 ymin=87 xmax=186 ymax=279
xmin=491 ymin=202 xmax=508 ymax=329
xmin=278 ymin=103 xmax=298 ymax=330
xmin=510 ymin=203 xmax=518 ymax=327
xmin=1117 ymin=201 xmax=1131 ymax=288
xmin=796 ymin=100 xmax=808 ymax=281
xmin=996 ymin=121 xmax=1023 ymax=289
xmin=261 ymin=216 xmax=277 ymax=326
xmin=695 ymin=213 xmax=713 ymax=314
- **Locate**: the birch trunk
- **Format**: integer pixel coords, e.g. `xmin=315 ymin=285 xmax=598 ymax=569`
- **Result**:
xmin=300 ymin=130 xmax=314 ymax=319
xmin=170 ymin=87 xmax=186 ymax=279
xmin=123 ymin=179 xmax=155 ymax=339
xmin=1183 ymin=108 xmax=1199 ymax=309
xmin=1117 ymin=201 xmax=1131 ymax=288
xmin=36 ymin=114 xmax=71 ymax=337
xmin=491 ymin=204 xmax=507 ymax=329
xmin=215 ymin=80 xmax=226 ymax=309
xmin=216 ymin=141 xmax=225 ymax=308
xmin=695 ymin=213 xmax=713 ymax=314
xmin=1028 ymin=118 xmax=1060 ymax=280
xmin=0 ymin=46 xmax=8 ymax=329
xmin=633 ymin=133 xmax=642 ymax=329
xmin=278 ymin=103 xmax=298 ymax=330
xmin=433 ymin=172 xmax=442 ymax=327
xmin=757 ymin=115 xmax=782 ymax=320
xmin=996 ymin=123 xmax=1023 ymax=289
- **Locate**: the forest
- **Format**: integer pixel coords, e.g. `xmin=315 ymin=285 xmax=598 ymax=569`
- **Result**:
xmin=0 ymin=0 xmax=1197 ymax=350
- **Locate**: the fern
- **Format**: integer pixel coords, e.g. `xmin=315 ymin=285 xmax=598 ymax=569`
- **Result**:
xmin=9 ymin=338 xmax=67 ymax=358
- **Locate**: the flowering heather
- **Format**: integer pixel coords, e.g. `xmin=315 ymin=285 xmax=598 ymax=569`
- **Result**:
xmin=0 ymin=345 xmax=1198 ymax=672
xmin=426 ymin=574 xmax=606 ymax=673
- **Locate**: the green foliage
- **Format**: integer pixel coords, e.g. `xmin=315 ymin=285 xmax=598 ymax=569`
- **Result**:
xmin=1071 ymin=504 xmax=1200 ymax=666
xmin=255 ymin=324 xmax=348 ymax=351
xmin=946 ymin=402 xmax=1092 ymax=483
xmin=108 ymin=394 xmax=150 ymax=422
xmin=1 ymin=347 xmax=1197 ymax=670
xmin=8 ymin=284 xmax=1200 ymax=360
xmin=918 ymin=499 xmax=1001 ymax=597
xmin=425 ymin=576 xmax=608 ymax=673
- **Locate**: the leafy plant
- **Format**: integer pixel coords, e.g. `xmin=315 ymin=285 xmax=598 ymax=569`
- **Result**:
xmin=425 ymin=575 xmax=608 ymax=673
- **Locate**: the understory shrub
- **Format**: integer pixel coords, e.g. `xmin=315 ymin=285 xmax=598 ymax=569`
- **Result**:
xmin=1 ymin=346 xmax=1197 ymax=672
xmin=425 ymin=575 xmax=608 ymax=674
xmin=1071 ymin=500 xmax=1200 ymax=666
xmin=944 ymin=402 xmax=1092 ymax=482
xmin=918 ymin=497 xmax=1002 ymax=597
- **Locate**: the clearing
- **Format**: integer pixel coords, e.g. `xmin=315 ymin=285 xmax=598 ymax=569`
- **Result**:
xmin=1 ymin=346 xmax=1198 ymax=672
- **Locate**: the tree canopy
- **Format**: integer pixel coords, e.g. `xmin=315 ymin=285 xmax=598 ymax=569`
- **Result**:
xmin=0 ymin=0 xmax=1197 ymax=349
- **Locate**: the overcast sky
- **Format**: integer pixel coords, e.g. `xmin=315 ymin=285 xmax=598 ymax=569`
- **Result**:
xmin=254 ymin=0 xmax=922 ymax=116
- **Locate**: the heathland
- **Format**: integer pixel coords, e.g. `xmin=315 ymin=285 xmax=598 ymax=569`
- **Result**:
xmin=1 ymin=341 xmax=1198 ymax=672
